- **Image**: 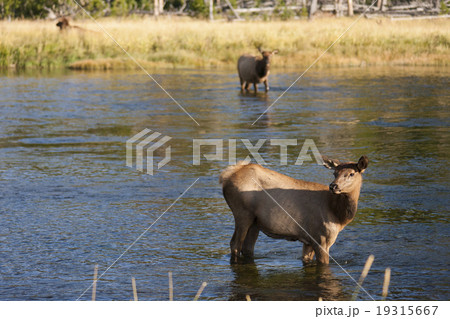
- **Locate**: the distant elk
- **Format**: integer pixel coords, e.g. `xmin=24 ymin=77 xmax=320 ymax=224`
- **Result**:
xmin=220 ymin=156 xmax=369 ymax=264
xmin=56 ymin=17 xmax=70 ymax=30
xmin=56 ymin=17 xmax=96 ymax=33
xmin=237 ymin=48 xmax=278 ymax=93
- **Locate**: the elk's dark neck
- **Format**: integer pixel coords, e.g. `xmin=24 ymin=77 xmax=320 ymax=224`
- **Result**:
xmin=256 ymin=60 xmax=269 ymax=78
xmin=330 ymin=189 xmax=360 ymax=226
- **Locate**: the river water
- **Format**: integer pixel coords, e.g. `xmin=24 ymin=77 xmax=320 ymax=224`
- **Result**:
xmin=0 ymin=66 xmax=448 ymax=300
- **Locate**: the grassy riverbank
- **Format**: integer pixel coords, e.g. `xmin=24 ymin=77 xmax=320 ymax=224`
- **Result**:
xmin=0 ymin=17 xmax=449 ymax=70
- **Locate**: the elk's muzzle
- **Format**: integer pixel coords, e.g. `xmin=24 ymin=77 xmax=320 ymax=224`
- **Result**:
xmin=329 ymin=183 xmax=341 ymax=194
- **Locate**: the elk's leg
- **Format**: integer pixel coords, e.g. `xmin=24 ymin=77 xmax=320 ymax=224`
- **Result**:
xmin=245 ymin=82 xmax=250 ymax=91
xmin=230 ymin=218 xmax=253 ymax=262
xmin=241 ymin=222 xmax=259 ymax=258
xmin=302 ymin=244 xmax=315 ymax=264
xmin=240 ymin=77 xmax=245 ymax=92
xmin=253 ymin=83 xmax=258 ymax=93
xmin=314 ymin=246 xmax=330 ymax=264
xmin=264 ymin=79 xmax=269 ymax=92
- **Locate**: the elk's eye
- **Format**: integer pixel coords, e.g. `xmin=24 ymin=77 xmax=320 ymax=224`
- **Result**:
xmin=350 ymin=173 xmax=355 ymax=177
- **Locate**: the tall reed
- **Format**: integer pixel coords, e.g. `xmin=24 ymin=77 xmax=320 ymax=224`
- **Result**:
xmin=351 ymin=254 xmax=375 ymax=301
xmin=92 ymin=264 xmax=98 ymax=301
xmin=132 ymin=277 xmax=138 ymax=301
xmin=382 ymin=267 xmax=391 ymax=300
xmin=193 ymin=282 xmax=208 ymax=301
xmin=168 ymin=272 xmax=173 ymax=301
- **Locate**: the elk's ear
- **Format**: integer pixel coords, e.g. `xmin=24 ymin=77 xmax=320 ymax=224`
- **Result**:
xmin=272 ymin=49 xmax=279 ymax=55
xmin=357 ymin=156 xmax=369 ymax=173
xmin=257 ymin=47 xmax=263 ymax=54
xmin=322 ymin=156 xmax=340 ymax=170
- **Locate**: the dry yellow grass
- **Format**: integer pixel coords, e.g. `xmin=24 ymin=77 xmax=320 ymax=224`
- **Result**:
xmin=0 ymin=16 xmax=449 ymax=70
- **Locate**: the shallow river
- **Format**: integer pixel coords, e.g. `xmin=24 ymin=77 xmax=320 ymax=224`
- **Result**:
xmin=0 ymin=66 xmax=448 ymax=300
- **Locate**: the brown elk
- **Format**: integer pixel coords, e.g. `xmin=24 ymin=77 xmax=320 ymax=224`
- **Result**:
xmin=56 ymin=17 xmax=96 ymax=33
xmin=237 ymin=48 xmax=278 ymax=93
xmin=56 ymin=17 xmax=70 ymax=30
xmin=220 ymin=156 xmax=369 ymax=264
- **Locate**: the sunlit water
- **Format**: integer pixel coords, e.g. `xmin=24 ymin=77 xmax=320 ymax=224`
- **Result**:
xmin=0 ymin=67 xmax=448 ymax=300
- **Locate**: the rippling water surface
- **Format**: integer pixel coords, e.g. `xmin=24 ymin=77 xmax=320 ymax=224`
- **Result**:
xmin=0 ymin=67 xmax=448 ymax=300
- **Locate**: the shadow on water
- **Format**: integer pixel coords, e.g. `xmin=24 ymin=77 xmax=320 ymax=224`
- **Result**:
xmin=238 ymin=90 xmax=269 ymax=100
xmin=236 ymin=91 xmax=274 ymax=128
xmin=229 ymin=262 xmax=349 ymax=301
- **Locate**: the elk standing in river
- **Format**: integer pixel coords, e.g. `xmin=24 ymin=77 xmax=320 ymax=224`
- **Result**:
xmin=237 ymin=48 xmax=278 ymax=93
xmin=220 ymin=156 xmax=369 ymax=264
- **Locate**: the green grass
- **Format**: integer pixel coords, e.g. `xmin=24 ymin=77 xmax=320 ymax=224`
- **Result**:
xmin=0 ymin=17 xmax=449 ymax=70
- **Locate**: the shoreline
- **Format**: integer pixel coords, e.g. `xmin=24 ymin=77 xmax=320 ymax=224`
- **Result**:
xmin=1 ymin=17 xmax=449 ymax=70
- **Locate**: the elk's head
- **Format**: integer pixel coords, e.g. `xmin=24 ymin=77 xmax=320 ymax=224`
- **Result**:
xmin=56 ymin=17 xmax=70 ymax=30
xmin=323 ymin=156 xmax=369 ymax=194
xmin=258 ymin=47 xmax=279 ymax=64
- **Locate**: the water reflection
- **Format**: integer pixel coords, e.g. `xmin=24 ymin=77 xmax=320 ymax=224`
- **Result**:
xmin=229 ymin=262 xmax=349 ymax=301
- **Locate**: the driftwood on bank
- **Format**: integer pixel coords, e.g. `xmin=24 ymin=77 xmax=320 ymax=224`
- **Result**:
xmin=224 ymin=0 xmax=447 ymax=18
xmin=384 ymin=13 xmax=450 ymax=20
xmin=45 ymin=0 xmax=449 ymax=20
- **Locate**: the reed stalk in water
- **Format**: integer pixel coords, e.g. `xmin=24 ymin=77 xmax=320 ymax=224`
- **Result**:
xmin=92 ymin=264 xmax=98 ymax=301
xmin=351 ymin=254 xmax=375 ymax=300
